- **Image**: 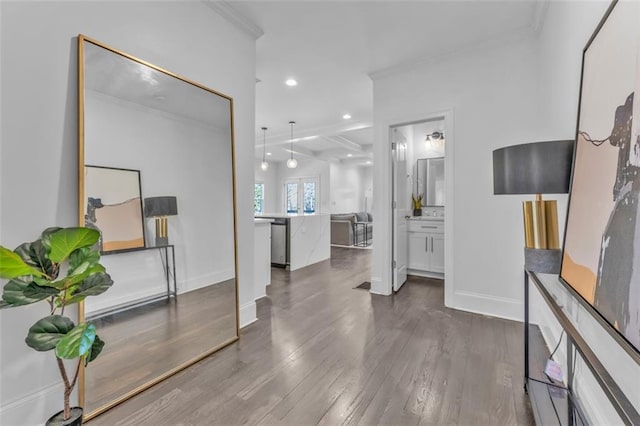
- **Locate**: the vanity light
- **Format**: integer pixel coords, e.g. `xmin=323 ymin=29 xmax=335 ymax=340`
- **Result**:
xmin=426 ymin=131 xmax=445 ymax=149
xmin=343 ymin=114 xmax=352 ymax=120
xmin=260 ymin=127 xmax=269 ymax=171
xmin=285 ymin=78 xmax=298 ymax=87
xmin=287 ymin=121 xmax=298 ymax=169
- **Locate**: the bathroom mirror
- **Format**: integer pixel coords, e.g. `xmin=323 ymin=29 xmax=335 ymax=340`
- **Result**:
xmin=77 ymin=35 xmax=238 ymax=419
xmin=416 ymin=157 xmax=445 ymax=206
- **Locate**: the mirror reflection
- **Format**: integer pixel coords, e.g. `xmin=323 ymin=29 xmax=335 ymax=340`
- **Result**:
xmin=79 ymin=36 xmax=238 ymax=416
xmin=416 ymin=157 xmax=445 ymax=206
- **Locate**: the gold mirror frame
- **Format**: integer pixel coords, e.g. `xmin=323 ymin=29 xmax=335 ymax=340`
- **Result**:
xmin=77 ymin=34 xmax=240 ymax=421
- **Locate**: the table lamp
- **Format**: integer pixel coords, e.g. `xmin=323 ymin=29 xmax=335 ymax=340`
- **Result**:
xmin=144 ymin=196 xmax=178 ymax=246
xmin=493 ymin=140 xmax=574 ymax=273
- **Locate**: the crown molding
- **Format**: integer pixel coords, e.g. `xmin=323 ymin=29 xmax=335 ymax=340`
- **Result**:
xmin=369 ymin=1 xmax=548 ymax=81
xmin=203 ymin=1 xmax=264 ymax=40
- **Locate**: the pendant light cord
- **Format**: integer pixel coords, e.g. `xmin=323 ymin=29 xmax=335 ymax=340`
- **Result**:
xmin=261 ymin=127 xmax=267 ymax=162
xmin=289 ymin=121 xmax=295 ymax=160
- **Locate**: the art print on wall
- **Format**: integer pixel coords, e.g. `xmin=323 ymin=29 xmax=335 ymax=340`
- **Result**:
xmin=84 ymin=165 xmax=145 ymax=253
xmin=560 ymin=0 xmax=640 ymax=352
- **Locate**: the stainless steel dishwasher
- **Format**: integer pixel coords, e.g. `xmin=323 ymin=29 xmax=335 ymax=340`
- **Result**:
xmin=270 ymin=218 xmax=289 ymax=267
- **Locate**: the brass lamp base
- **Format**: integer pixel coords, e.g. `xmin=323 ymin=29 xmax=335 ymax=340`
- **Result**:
xmin=155 ymin=217 xmax=169 ymax=246
xmin=522 ymin=195 xmax=560 ymax=250
xmin=522 ymin=194 xmax=562 ymax=274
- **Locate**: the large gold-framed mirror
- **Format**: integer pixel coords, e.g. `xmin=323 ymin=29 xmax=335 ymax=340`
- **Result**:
xmin=77 ymin=35 xmax=239 ymax=420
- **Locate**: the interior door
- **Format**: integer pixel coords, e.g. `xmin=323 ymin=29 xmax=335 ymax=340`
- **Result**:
xmin=392 ymin=128 xmax=409 ymax=291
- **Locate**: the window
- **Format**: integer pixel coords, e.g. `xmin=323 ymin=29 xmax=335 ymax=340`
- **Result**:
xmin=285 ymin=178 xmax=319 ymax=214
xmin=303 ymin=182 xmax=316 ymax=214
xmin=286 ymin=182 xmax=298 ymax=214
xmin=254 ymin=182 xmax=264 ymax=214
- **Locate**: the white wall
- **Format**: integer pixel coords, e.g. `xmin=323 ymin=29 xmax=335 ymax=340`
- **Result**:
xmin=0 ymin=2 xmax=256 ymax=424
xmin=255 ymin=159 xmax=278 ymax=214
xmin=275 ymin=159 xmax=330 ymax=214
xmin=329 ymin=163 xmax=371 ymax=214
xmin=372 ymin=36 xmax=541 ymax=317
xmin=532 ymin=1 xmax=639 ymax=423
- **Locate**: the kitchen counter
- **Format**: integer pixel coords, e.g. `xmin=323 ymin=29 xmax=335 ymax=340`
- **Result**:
xmin=258 ymin=213 xmax=330 ymax=271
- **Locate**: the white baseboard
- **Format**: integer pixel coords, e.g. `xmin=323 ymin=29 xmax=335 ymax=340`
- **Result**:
xmin=182 ymin=269 xmax=234 ymax=293
xmin=452 ymin=290 xmax=522 ymax=322
xmin=239 ymin=301 xmax=257 ymax=328
xmin=0 ymin=381 xmax=64 ymax=425
xmin=407 ymin=269 xmax=444 ymax=279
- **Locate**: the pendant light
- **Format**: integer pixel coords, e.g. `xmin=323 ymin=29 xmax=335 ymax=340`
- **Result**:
xmin=286 ymin=121 xmax=298 ymax=169
xmin=260 ymin=127 xmax=269 ymax=171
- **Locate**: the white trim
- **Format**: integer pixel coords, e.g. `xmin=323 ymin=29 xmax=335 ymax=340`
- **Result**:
xmin=407 ymin=270 xmax=444 ymax=280
xmin=239 ymin=300 xmax=257 ymax=328
xmin=202 ymin=1 xmax=264 ymax=40
xmin=453 ymin=290 xmax=522 ymax=322
xmin=371 ymin=108 xmax=455 ymax=308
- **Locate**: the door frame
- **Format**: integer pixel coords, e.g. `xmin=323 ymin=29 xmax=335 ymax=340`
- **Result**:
xmin=370 ymin=108 xmax=455 ymax=308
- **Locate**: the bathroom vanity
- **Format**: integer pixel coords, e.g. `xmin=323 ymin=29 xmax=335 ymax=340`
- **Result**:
xmin=407 ymin=216 xmax=444 ymax=277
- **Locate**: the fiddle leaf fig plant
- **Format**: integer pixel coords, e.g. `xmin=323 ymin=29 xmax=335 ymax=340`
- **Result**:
xmin=0 ymin=227 xmax=113 ymax=421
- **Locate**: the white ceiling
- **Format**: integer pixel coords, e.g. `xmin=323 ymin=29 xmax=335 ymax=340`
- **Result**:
xmin=84 ymin=39 xmax=231 ymax=130
xmin=229 ymin=0 xmax=543 ymax=164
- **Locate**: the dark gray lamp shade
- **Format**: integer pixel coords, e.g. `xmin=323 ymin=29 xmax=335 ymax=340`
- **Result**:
xmin=144 ymin=196 xmax=178 ymax=218
xmin=493 ymin=140 xmax=574 ymax=195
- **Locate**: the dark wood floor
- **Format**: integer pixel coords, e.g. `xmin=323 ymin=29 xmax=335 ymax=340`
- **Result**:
xmin=90 ymin=247 xmax=533 ymax=425
xmin=86 ymin=280 xmax=237 ymax=413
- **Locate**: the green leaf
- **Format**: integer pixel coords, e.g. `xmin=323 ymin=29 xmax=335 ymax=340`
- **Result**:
xmin=56 ymin=322 xmax=96 ymax=359
xmin=48 ymin=228 xmax=100 ymax=263
xmin=0 ymin=246 xmax=45 ymax=279
xmin=25 ymin=315 xmax=75 ymax=352
xmin=0 ymin=300 xmax=10 ymax=309
xmin=69 ymin=247 xmax=100 ymax=276
xmin=72 ymin=272 xmax=113 ymax=298
xmin=40 ymin=227 xmax=63 ymax=252
xmin=85 ymin=334 xmax=105 ymax=366
xmin=14 ymin=240 xmax=56 ymax=278
xmin=49 ymin=263 xmax=106 ymax=293
xmin=3 ymin=278 xmax=59 ymax=306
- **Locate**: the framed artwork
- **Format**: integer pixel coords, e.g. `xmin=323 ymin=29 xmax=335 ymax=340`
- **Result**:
xmin=560 ymin=0 xmax=640 ymax=353
xmin=84 ymin=165 xmax=146 ymax=253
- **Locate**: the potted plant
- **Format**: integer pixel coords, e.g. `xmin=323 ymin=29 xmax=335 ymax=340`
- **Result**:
xmin=0 ymin=227 xmax=113 ymax=425
xmin=412 ymin=194 xmax=423 ymax=216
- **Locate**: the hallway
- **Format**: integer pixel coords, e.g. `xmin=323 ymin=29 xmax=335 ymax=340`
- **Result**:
xmin=92 ymin=247 xmax=533 ymax=425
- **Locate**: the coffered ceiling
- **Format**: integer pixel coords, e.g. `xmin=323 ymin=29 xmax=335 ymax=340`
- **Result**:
xmin=222 ymin=1 xmax=546 ymax=164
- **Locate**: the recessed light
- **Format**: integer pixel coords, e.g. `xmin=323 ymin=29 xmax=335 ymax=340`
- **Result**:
xmin=343 ymin=114 xmax=351 ymax=120
xmin=285 ymin=79 xmax=298 ymax=87
xmin=266 ymin=152 xmax=272 ymax=156
xmin=347 ymin=154 xmax=353 ymax=157
xmin=366 ymin=161 xmax=372 ymax=164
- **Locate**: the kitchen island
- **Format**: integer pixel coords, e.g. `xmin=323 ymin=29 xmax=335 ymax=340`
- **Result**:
xmin=257 ymin=213 xmax=331 ymax=271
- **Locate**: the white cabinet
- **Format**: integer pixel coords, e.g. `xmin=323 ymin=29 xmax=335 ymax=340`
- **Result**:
xmin=407 ymin=219 xmax=444 ymax=275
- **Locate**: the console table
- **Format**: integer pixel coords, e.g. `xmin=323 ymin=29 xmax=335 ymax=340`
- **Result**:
xmin=87 ymin=244 xmax=177 ymax=319
xmin=524 ymin=270 xmax=639 ymax=425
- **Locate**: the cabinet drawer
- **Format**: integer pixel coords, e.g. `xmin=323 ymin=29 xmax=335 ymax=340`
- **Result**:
xmin=407 ymin=220 xmax=444 ymax=233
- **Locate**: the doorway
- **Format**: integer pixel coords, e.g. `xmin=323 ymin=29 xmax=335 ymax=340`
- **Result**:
xmin=386 ymin=111 xmax=453 ymax=301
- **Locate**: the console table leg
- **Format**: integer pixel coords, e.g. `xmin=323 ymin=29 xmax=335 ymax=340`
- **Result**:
xmin=524 ymin=270 xmax=530 ymax=394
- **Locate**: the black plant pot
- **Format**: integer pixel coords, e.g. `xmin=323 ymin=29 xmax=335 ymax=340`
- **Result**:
xmin=46 ymin=407 xmax=83 ymax=426
xmin=413 ymin=208 xmax=422 ymax=217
